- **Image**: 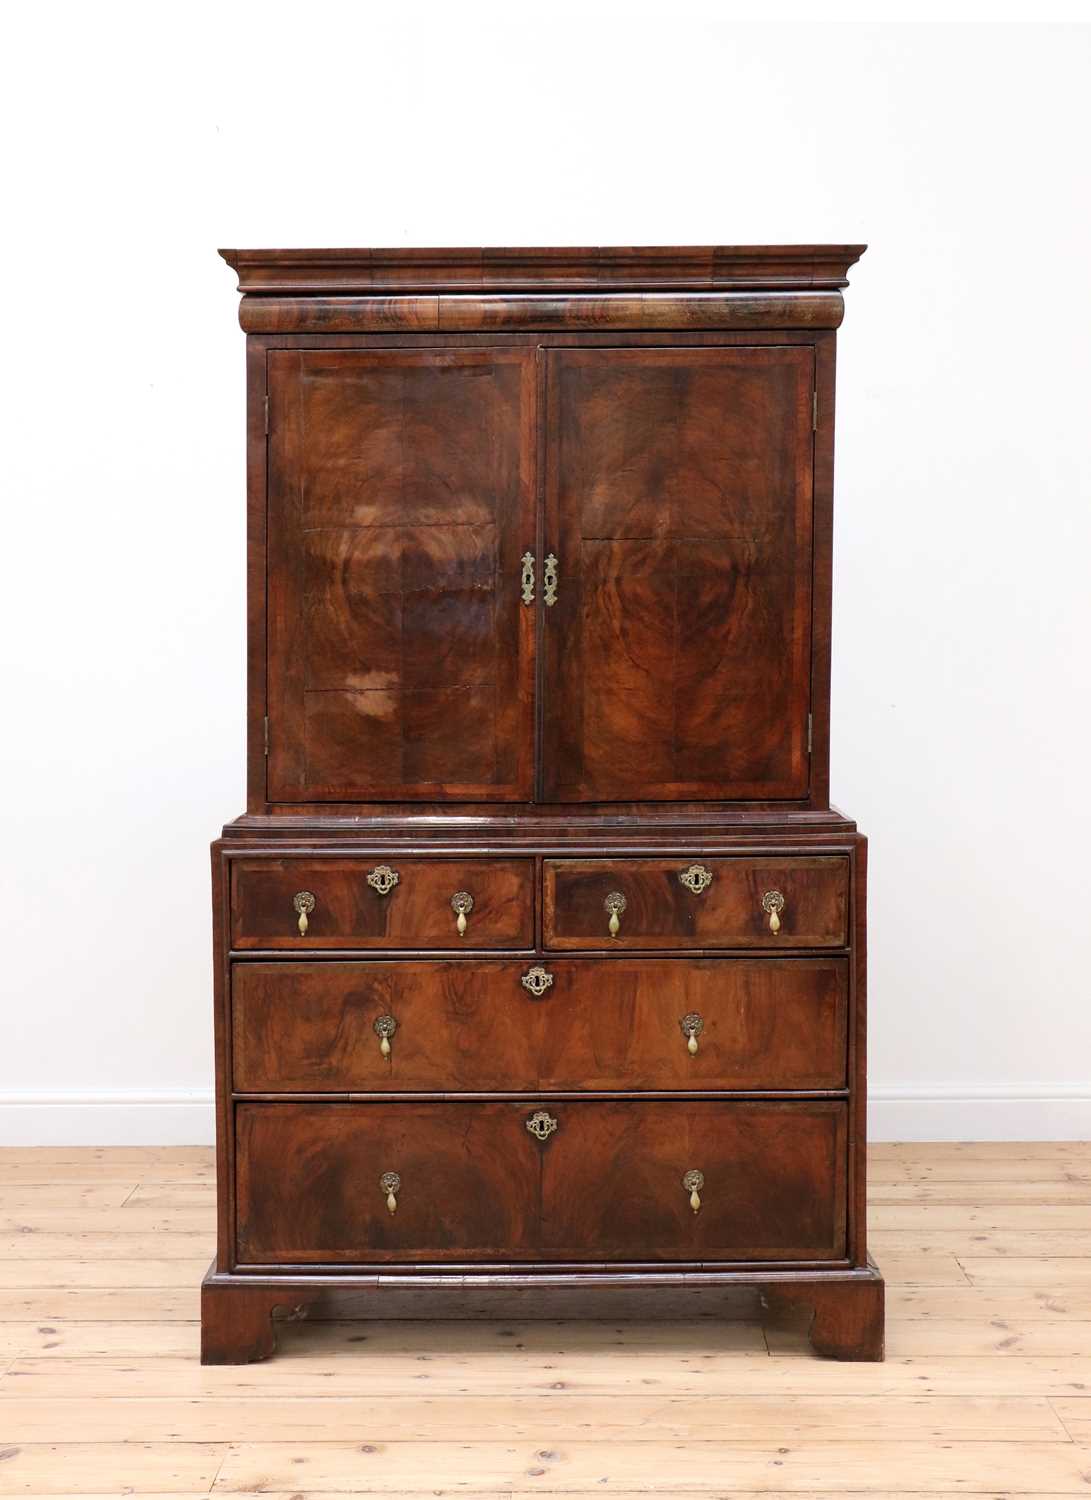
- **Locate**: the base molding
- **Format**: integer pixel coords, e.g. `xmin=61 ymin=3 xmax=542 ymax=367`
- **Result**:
xmin=200 ymin=1258 xmax=885 ymax=1364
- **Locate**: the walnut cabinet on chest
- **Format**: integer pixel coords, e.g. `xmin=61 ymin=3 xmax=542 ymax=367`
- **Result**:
xmin=202 ymin=245 xmax=884 ymax=1362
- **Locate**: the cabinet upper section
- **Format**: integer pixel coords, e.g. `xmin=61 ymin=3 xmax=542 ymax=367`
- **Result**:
xmin=224 ymin=246 xmax=865 ymax=812
xmin=219 ymin=244 xmax=866 ymax=334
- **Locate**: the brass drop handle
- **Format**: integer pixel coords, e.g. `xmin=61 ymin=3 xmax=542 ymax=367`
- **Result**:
xmin=367 ymin=865 xmax=400 ymax=896
xmin=373 ymin=1014 xmax=397 ymax=1059
xmin=762 ymin=890 xmax=785 ymax=935
xmin=292 ymin=890 xmax=315 ymax=936
xmin=450 ymin=891 xmax=474 ymax=937
xmin=520 ymin=551 xmax=535 ymax=605
xmin=604 ymin=891 xmax=627 ymax=938
xmin=683 ymin=1169 xmax=704 ymax=1214
xmin=380 ymin=1171 xmax=401 ymax=1215
xmin=526 ymin=1109 xmax=558 ymax=1141
xmin=680 ymin=1012 xmax=704 ymax=1056
xmin=543 ymin=552 xmax=559 ymax=606
xmin=521 ymin=966 xmax=554 ymax=998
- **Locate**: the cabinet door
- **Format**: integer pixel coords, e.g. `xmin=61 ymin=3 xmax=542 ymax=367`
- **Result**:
xmin=541 ymin=347 xmax=815 ymax=802
xmin=266 ymin=349 xmax=535 ymax=801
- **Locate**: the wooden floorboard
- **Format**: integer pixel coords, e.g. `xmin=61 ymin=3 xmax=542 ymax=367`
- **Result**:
xmin=0 ymin=1143 xmax=1089 ymax=1494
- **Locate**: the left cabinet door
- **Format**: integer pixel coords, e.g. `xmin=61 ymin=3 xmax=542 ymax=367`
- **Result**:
xmin=266 ymin=348 xmax=536 ymax=802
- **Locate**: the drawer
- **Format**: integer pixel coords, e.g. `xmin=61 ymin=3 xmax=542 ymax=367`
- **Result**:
xmin=232 ymin=957 xmax=848 ymax=1093
xmin=234 ymin=1100 xmax=847 ymax=1264
xmin=230 ymin=857 xmax=533 ymax=950
xmin=544 ymin=856 xmax=849 ymax=950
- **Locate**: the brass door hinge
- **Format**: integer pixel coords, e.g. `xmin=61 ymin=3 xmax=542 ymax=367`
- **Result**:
xmin=263 ymin=716 xmax=269 ymax=756
xmin=812 ymin=390 xmax=818 ymax=432
xmin=264 ymin=395 xmax=270 ymax=435
xmin=807 ymin=713 xmax=813 ymax=754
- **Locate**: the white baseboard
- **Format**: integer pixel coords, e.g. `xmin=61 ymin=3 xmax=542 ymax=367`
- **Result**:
xmin=0 ymin=1091 xmax=216 ymax=1146
xmin=869 ymin=1084 xmax=1091 ymax=1141
xmin=0 ymin=1086 xmax=1089 ymax=1146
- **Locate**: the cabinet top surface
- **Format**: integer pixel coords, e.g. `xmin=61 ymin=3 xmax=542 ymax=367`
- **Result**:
xmin=219 ymin=244 xmax=866 ymax=295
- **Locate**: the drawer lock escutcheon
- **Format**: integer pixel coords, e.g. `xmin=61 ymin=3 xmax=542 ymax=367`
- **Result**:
xmin=604 ymin=891 xmax=627 ymax=938
xmin=678 ymin=864 xmax=713 ymax=894
xmin=292 ymin=890 xmax=315 ymax=936
xmin=379 ymin=1171 xmax=401 ymax=1215
xmin=521 ymin=966 xmax=554 ymax=999
xmin=373 ymin=1014 xmax=398 ymax=1059
xmin=525 ymin=1110 xmax=558 ymax=1142
xmin=367 ymin=865 xmax=400 ymax=897
xmin=679 ymin=1011 xmax=704 ymax=1055
xmin=762 ymin=889 xmax=785 ymax=934
xmin=450 ymin=891 xmax=474 ymax=937
xmin=683 ymin=1168 xmax=704 ymax=1214
xmin=520 ymin=551 xmax=535 ymax=605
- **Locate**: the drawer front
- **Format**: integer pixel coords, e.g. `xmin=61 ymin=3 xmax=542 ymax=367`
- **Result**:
xmin=539 ymin=1099 xmax=846 ymax=1261
xmin=236 ymin=1101 xmax=538 ymax=1263
xmin=232 ymin=957 xmax=848 ymax=1093
xmin=544 ymin=857 xmax=849 ymax=950
xmin=231 ymin=857 xmax=534 ymax=950
xmin=235 ymin=1100 xmax=846 ymax=1265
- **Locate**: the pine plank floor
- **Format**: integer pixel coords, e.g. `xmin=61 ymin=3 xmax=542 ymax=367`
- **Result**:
xmin=0 ymin=1142 xmax=1089 ymax=1495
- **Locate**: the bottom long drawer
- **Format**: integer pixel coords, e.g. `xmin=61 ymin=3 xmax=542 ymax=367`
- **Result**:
xmin=234 ymin=1100 xmax=847 ymax=1265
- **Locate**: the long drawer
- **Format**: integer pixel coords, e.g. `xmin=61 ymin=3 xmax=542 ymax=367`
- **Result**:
xmin=544 ymin=856 xmax=849 ymax=949
xmin=231 ymin=957 xmax=848 ymax=1093
xmin=231 ymin=857 xmax=534 ymax=949
xmin=234 ymin=1100 xmax=847 ymax=1264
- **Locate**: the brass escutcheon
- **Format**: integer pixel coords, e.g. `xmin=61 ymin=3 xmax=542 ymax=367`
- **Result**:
xmin=521 ymin=966 xmax=554 ymax=999
xmin=520 ymin=551 xmax=535 ymax=605
xmin=292 ymin=890 xmax=315 ymax=936
xmin=367 ymin=865 xmax=400 ymax=897
xmin=543 ymin=552 xmax=559 ymax=607
xmin=525 ymin=1109 xmax=558 ymax=1142
xmin=678 ymin=863 xmax=713 ymax=895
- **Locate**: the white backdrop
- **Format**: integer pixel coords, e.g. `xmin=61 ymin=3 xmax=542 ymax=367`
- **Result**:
xmin=2 ymin=10 xmax=1090 ymax=1143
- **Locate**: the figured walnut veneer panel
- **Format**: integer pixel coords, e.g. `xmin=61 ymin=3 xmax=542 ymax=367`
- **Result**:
xmin=231 ymin=956 xmax=848 ymax=1093
xmin=544 ymin=856 xmax=848 ymax=949
xmin=230 ymin=857 xmax=533 ymax=950
xmin=542 ymin=347 xmax=815 ymax=802
xmin=267 ymin=349 xmax=535 ymax=802
xmin=234 ymin=1100 xmax=846 ymax=1265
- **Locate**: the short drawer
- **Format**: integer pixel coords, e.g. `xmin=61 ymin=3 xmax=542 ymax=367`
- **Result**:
xmin=544 ymin=856 xmax=849 ymax=950
xmin=231 ymin=956 xmax=848 ymax=1093
xmin=234 ymin=1100 xmax=847 ymax=1264
xmin=230 ymin=857 xmax=534 ymax=950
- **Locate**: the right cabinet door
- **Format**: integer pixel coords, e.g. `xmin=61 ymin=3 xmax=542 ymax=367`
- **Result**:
xmin=541 ymin=346 xmax=815 ymax=802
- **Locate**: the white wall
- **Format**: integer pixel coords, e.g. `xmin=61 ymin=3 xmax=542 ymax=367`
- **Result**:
xmin=2 ymin=10 xmax=1090 ymax=1143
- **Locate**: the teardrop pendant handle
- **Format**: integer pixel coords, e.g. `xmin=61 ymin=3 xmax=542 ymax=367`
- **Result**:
xmin=683 ymin=1168 xmax=704 ymax=1214
xmin=292 ymin=890 xmax=315 ymax=936
xmin=762 ymin=889 xmax=785 ymax=935
xmin=450 ymin=891 xmax=474 ymax=937
xmin=380 ymin=1171 xmax=400 ymax=1215
xmin=604 ymin=892 xmax=626 ymax=938
xmin=680 ymin=1012 xmax=703 ymax=1055
xmin=373 ymin=1014 xmax=397 ymax=1060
